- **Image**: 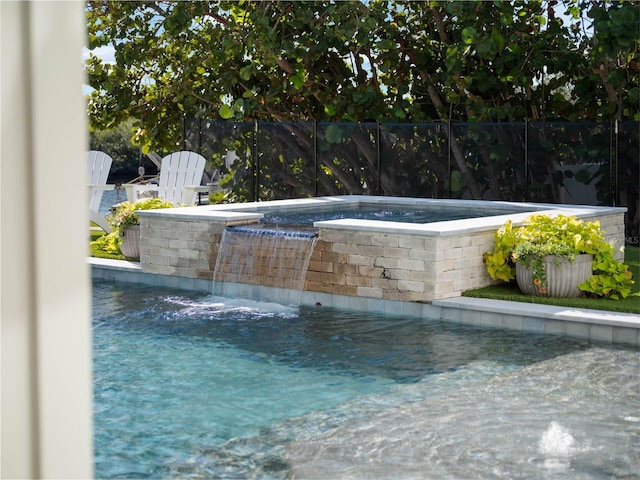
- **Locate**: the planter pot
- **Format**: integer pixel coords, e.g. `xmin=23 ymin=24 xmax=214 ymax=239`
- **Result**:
xmin=119 ymin=225 xmax=140 ymax=258
xmin=516 ymin=254 xmax=593 ymax=298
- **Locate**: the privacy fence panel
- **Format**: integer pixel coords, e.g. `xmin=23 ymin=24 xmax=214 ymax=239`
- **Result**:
xmin=379 ymin=123 xmax=449 ymax=198
xmin=315 ymin=122 xmax=379 ymax=196
xmin=256 ymin=122 xmax=316 ymax=200
xmin=527 ymin=122 xmax=612 ymax=206
xmin=184 ymin=119 xmax=639 ymax=244
xmin=450 ymin=123 xmax=527 ymax=201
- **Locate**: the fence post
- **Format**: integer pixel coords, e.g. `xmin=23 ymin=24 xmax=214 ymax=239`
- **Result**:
xmin=524 ymin=118 xmax=529 ymax=201
xmin=611 ymin=119 xmax=617 ymax=207
xmin=446 ymin=120 xmax=452 ymax=199
xmin=376 ymin=121 xmax=381 ymax=196
xmin=252 ymin=120 xmax=258 ymax=202
xmin=313 ymin=120 xmax=318 ymax=197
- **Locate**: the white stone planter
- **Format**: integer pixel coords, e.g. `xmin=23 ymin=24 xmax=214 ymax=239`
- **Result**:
xmin=119 ymin=225 xmax=140 ymax=259
xmin=516 ymin=254 xmax=593 ymax=298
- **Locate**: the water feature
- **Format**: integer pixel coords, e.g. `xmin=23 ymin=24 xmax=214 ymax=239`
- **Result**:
xmin=92 ymin=282 xmax=640 ymax=479
xmin=212 ymin=226 xmax=318 ymax=297
xmin=138 ymin=196 xmax=626 ymax=303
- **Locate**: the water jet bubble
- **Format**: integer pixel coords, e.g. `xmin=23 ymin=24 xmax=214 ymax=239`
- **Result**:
xmin=538 ymin=421 xmax=576 ymax=457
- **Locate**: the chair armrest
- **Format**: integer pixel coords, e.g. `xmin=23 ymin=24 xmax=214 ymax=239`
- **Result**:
xmin=182 ymin=185 xmax=207 ymax=205
xmin=121 ymin=183 xmax=158 ymax=203
xmin=88 ymin=184 xmax=115 ymax=192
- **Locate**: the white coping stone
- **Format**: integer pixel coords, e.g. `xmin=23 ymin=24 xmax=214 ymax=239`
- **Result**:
xmin=434 ymin=296 xmax=640 ymax=329
xmin=136 ymin=196 xmax=626 ymax=237
xmin=89 ymin=257 xmax=142 ymax=270
xmin=139 ymin=207 xmax=263 ymax=222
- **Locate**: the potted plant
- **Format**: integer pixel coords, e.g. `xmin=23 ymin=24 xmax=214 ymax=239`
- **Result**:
xmin=483 ymin=214 xmax=635 ymax=299
xmin=92 ymin=198 xmax=173 ymax=259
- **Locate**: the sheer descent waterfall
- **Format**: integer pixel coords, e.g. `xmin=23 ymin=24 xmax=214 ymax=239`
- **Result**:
xmin=212 ymin=226 xmax=318 ymax=298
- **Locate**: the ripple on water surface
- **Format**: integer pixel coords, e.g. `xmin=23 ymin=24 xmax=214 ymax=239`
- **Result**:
xmin=92 ymin=283 xmax=639 ymax=479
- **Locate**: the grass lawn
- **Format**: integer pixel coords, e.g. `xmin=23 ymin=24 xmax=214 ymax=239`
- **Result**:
xmin=90 ymin=227 xmax=640 ymax=314
xmin=463 ymin=246 xmax=640 ymax=314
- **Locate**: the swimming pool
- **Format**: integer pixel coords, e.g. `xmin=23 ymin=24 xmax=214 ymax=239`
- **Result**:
xmin=92 ymin=282 xmax=639 ymax=479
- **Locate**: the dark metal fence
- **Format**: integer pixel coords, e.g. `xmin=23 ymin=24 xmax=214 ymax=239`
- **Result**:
xmin=183 ymin=119 xmax=639 ymax=245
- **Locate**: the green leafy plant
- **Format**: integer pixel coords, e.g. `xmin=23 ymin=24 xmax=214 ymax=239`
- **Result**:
xmin=108 ymin=198 xmax=173 ymax=237
xmin=91 ymin=198 xmax=173 ymax=256
xmin=483 ymin=214 xmax=636 ymax=299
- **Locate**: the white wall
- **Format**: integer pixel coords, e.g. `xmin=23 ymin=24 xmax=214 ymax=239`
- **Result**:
xmin=1 ymin=2 xmax=93 ymax=478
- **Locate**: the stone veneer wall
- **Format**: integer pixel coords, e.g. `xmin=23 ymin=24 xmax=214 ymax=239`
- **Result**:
xmin=139 ymin=211 xmax=626 ymax=302
xmin=307 ymin=212 xmax=625 ymax=302
xmin=305 ymin=229 xmax=495 ymax=302
xmin=139 ymin=216 xmax=223 ymax=281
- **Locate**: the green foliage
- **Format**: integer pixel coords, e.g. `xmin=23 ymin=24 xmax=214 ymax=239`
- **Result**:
xmin=85 ymin=0 xmax=639 ymax=155
xmin=89 ymin=118 xmax=141 ymax=177
xmin=581 ymin=250 xmax=635 ymax=299
xmin=483 ymin=219 xmax=519 ymax=282
xmin=484 ymin=214 xmax=636 ymax=299
xmin=91 ymin=198 xmax=174 ymax=257
xmin=108 ymin=198 xmax=174 ymax=237
xmin=91 ymin=231 xmax=121 ymax=256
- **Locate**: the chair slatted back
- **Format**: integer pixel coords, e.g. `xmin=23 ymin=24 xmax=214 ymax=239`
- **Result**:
xmin=87 ymin=150 xmax=113 ymax=211
xmin=157 ymin=151 xmax=206 ymax=205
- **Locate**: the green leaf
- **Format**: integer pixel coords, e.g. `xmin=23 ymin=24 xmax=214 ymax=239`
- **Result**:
xmin=450 ymin=170 xmax=465 ymax=192
xmin=219 ymin=104 xmax=233 ymax=119
xmin=324 ymin=124 xmax=343 ymax=144
xmin=239 ymin=65 xmax=253 ymax=82
xmin=324 ymin=104 xmax=337 ymax=116
xmin=461 ymin=26 xmax=477 ymax=45
xmin=290 ymin=69 xmax=306 ymax=90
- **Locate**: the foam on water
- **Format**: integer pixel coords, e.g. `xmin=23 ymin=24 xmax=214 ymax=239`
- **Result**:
xmin=167 ymin=295 xmax=300 ymax=317
xmin=538 ymin=421 xmax=576 ymax=457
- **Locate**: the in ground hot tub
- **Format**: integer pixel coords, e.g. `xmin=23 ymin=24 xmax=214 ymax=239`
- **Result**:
xmin=137 ymin=196 xmax=627 ymax=303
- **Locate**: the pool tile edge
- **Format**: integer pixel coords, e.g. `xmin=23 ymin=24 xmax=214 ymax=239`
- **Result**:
xmin=434 ymin=297 xmax=640 ymax=347
xmin=90 ymin=259 xmax=640 ymax=348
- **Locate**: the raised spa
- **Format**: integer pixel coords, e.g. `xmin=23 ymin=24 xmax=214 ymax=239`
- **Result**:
xmin=135 ymin=196 xmax=626 ymax=304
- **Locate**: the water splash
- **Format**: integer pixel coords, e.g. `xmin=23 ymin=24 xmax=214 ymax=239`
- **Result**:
xmin=538 ymin=421 xmax=576 ymax=457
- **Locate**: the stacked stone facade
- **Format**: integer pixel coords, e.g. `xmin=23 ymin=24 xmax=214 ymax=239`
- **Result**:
xmin=138 ymin=208 xmax=626 ymax=302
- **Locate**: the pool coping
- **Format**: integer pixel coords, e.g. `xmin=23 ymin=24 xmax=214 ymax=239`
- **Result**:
xmin=90 ymin=258 xmax=640 ymax=348
xmin=138 ymin=195 xmax=627 ymax=237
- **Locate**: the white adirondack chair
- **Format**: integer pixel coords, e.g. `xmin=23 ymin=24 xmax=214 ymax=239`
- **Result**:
xmin=87 ymin=150 xmax=115 ymax=232
xmin=123 ymin=151 xmax=207 ymax=206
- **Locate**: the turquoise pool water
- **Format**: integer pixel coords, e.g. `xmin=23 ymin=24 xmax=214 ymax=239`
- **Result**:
xmin=92 ymin=283 xmax=639 ymax=479
xmin=260 ymin=203 xmax=526 ymax=225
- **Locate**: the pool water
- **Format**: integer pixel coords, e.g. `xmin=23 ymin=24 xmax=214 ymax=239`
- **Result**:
xmin=98 ymin=188 xmax=123 ymax=213
xmin=261 ymin=204 xmax=526 ymax=225
xmin=92 ymin=283 xmax=640 ymax=479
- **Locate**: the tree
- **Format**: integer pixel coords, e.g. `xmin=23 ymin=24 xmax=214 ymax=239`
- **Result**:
xmin=85 ymin=0 xmax=638 ymax=205
xmin=86 ymin=1 xmax=638 ymax=144
xmin=89 ymin=118 xmax=142 ymax=179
